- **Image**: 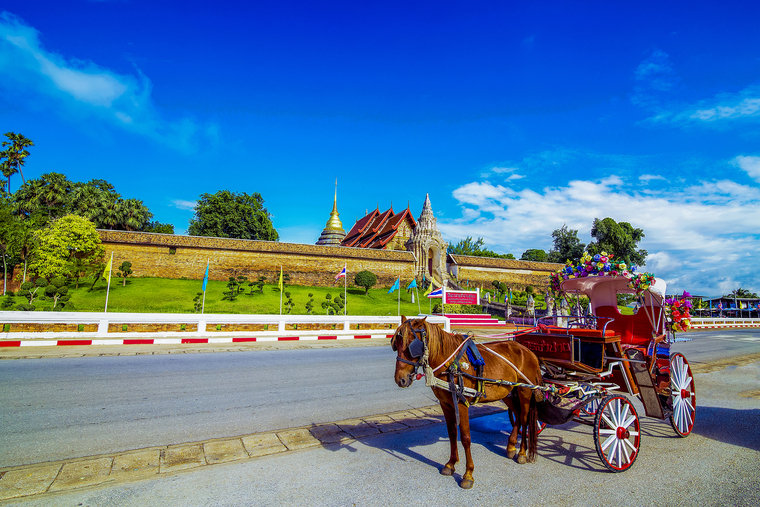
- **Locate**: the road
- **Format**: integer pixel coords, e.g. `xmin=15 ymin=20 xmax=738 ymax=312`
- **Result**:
xmin=0 ymin=329 xmax=758 ymax=470
xmin=3 ymin=332 xmax=759 ymax=507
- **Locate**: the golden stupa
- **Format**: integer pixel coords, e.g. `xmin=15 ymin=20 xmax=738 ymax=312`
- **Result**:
xmin=316 ymin=181 xmax=346 ymax=246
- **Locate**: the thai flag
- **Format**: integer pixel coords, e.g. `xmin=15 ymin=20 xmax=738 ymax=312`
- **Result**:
xmin=427 ymin=287 xmax=443 ymax=298
xmin=335 ymin=266 xmax=346 ymax=281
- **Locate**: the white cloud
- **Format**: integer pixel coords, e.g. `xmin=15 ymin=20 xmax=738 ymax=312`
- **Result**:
xmin=732 ymin=155 xmax=760 ymax=183
xmin=0 ymin=12 xmax=217 ymax=151
xmin=171 ymin=199 xmax=197 ymax=211
xmin=631 ymin=49 xmax=678 ymax=108
xmin=440 ymin=174 xmax=760 ymax=296
xmin=639 ymin=174 xmax=666 ymax=183
xmin=647 ymin=84 xmax=760 ymax=126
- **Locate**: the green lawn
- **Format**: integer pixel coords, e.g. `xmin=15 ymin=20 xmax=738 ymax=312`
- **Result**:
xmin=58 ymin=277 xmax=432 ymax=316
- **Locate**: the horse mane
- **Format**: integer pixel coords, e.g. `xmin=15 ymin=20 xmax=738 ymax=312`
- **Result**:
xmin=422 ymin=319 xmax=463 ymax=359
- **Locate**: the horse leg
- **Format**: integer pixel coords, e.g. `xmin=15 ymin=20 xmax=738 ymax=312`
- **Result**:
xmin=503 ymin=396 xmax=519 ymax=459
xmin=516 ymin=388 xmax=532 ymax=464
xmin=457 ymin=404 xmax=475 ymax=489
xmin=440 ymin=401 xmax=459 ymax=477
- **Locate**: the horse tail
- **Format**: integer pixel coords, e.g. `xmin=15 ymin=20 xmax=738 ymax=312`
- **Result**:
xmin=528 ymin=393 xmax=539 ymax=461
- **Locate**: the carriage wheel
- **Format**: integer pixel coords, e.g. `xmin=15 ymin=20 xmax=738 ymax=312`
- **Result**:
xmin=581 ymin=397 xmax=601 ymax=416
xmin=593 ymin=395 xmax=640 ymax=472
xmin=669 ymin=353 xmax=696 ymax=437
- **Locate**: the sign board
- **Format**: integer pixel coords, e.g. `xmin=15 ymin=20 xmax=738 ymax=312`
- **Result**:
xmin=444 ymin=289 xmax=480 ymax=306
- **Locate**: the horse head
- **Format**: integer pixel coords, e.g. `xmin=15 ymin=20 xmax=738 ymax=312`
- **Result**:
xmin=391 ymin=315 xmax=429 ymax=388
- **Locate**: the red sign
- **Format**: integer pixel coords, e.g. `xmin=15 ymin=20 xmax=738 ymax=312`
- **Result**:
xmin=444 ymin=290 xmax=479 ymax=305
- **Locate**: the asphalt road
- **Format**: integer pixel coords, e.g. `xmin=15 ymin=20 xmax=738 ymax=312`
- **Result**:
xmin=5 ymin=343 xmax=760 ymax=507
xmin=0 ymin=329 xmax=757 ymax=470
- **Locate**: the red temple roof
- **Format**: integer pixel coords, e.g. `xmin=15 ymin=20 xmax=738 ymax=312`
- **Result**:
xmin=341 ymin=206 xmax=416 ymax=249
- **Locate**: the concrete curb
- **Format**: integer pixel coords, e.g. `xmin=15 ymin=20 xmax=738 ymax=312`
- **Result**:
xmin=0 ymin=403 xmax=503 ymax=502
xmin=0 ymin=333 xmax=394 ymax=348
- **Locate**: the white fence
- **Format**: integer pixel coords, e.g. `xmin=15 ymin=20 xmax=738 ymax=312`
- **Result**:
xmin=0 ymin=311 xmax=449 ymax=340
xmin=690 ymin=317 xmax=760 ymax=330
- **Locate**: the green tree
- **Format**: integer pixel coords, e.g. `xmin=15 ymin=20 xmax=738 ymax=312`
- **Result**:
xmin=222 ymin=275 xmax=247 ymax=301
xmin=143 ymin=221 xmax=175 ymax=234
xmin=520 ymin=248 xmax=548 ymax=262
xmin=587 ymin=217 xmax=647 ymax=267
xmin=0 ymin=132 xmax=34 ymax=194
xmin=248 ymin=275 xmax=267 ymax=295
xmin=305 ymin=292 xmax=315 ymax=314
xmin=724 ymin=288 xmax=759 ymax=298
xmin=44 ymin=276 xmax=71 ymax=310
xmin=27 ymin=215 xmax=105 ymax=280
xmin=283 ymin=291 xmax=294 ymax=314
xmin=447 ymin=236 xmax=514 ymax=258
xmin=188 ymin=190 xmax=279 ymax=241
xmin=354 ymin=270 xmax=377 ymax=294
xmin=117 ymin=261 xmax=133 ymax=286
xmin=547 ymin=225 xmax=586 ymax=264
xmin=19 ymin=278 xmax=48 ymax=306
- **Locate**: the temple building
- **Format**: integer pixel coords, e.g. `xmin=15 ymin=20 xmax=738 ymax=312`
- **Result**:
xmin=315 ymin=183 xmax=346 ymax=246
xmin=322 ymin=193 xmax=448 ymax=287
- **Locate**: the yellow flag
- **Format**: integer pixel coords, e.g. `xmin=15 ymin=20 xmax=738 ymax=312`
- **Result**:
xmin=423 ymin=281 xmax=434 ymax=297
xmin=278 ymin=266 xmax=283 ymax=292
xmin=103 ymin=254 xmax=113 ymax=284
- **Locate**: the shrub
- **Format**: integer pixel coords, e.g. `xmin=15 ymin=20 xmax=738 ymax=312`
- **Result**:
xmin=354 ymin=270 xmax=377 ymax=295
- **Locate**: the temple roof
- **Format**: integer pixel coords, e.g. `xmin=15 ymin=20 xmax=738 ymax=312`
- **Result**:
xmin=341 ymin=205 xmax=416 ymax=249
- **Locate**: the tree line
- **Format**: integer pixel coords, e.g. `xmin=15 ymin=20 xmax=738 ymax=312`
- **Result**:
xmin=449 ymin=218 xmax=648 ymax=269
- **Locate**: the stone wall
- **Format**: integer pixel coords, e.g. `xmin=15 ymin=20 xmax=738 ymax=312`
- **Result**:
xmin=98 ymin=231 xmax=416 ymax=287
xmin=448 ymin=254 xmax=563 ymax=292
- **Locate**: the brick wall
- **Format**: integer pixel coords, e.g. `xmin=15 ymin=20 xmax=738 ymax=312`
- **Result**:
xmin=448 ymin=254 xmax=563 ymax=291
xmin=98 ymin=231 xmax=416 ymax=287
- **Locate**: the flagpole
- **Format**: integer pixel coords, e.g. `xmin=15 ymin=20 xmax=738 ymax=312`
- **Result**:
xmin=416 ymin=286 xmax=421 ymax=315
xmin=397 ymin=276 xmax=401 ymax=316
xmin=344 ymin=266 xmax=347 ymax=316
xmin=103 ymin=252 xmax=114 ymax=313
xmin=279 ymin=266 xmax=283 ymax=315
xmin=201 ymin=258 xmax=209 ymax=314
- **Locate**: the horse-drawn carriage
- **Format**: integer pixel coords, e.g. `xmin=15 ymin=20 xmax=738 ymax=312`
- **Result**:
xmin=392 ymin=259 xmax=695 ymax=487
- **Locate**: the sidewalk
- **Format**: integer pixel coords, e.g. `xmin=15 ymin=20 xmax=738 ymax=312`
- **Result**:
xmin=0 ymin=402 xmax=502 ymax=502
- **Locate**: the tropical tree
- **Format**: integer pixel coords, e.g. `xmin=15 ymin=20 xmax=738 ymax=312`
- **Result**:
xmin=0 ymin=132 xmax=34 ymax=194
xmin=547 ymin=225 xmax=586 ymax=264
xmin=724 ymin=288 xmax=759 ymax=298
xmin=586 ymin=217 xmax=647 ymax=267
xmin=27 ymin=215 xmax=105 ymax=280
xmin=188 ymin=190 xmax=279 ymax=241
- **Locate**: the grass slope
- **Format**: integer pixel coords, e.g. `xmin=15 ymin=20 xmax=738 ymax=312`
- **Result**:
xmin=65 ymin=277 xmax=432 ymax=316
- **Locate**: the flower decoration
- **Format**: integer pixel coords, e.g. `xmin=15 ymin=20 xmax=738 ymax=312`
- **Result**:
xmin=664 ymin=291 xmax=693 ymax=334
xmin=550 ymin=251 xmax=655 ymax=294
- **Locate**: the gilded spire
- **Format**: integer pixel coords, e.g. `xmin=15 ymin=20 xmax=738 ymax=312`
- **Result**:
xmin=316 ymin=179 xmax=346 ymax=246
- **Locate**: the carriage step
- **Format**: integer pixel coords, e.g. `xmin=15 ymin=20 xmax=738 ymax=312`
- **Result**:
xmin=626 ymin=348 xmax=665 ymax=419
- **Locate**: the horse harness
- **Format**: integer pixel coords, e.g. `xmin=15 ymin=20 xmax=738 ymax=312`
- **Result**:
xmin=395 ymin=323 xmax=490 ymax=424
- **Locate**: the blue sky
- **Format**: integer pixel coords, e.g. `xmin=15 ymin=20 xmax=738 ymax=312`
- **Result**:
xmin=2 ymin=1 xmax=759 ymax=297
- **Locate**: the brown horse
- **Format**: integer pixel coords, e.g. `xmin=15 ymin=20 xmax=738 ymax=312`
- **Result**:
xmin=391 ymin=316 xmax=544 ymax=489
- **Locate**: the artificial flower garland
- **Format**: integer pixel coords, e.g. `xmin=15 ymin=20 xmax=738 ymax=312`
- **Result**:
xmin=664 ymin=291 xmax=693 ymax=334
xmin=550 ymin=251 xmax=655 ymax=294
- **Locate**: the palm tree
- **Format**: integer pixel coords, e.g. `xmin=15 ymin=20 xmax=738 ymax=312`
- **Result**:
xmin=0 ymin=133 xmax=34 ymax=194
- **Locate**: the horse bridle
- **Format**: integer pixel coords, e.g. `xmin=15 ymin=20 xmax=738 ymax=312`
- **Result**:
xmin=393 ymin=321 xmax=428 ymax=371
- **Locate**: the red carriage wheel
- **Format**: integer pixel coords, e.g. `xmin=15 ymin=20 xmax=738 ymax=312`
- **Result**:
xmin=593 ymin=395 xmax=641 ymax=472
xmin=669 ymin=353 xmax=696 ymax=437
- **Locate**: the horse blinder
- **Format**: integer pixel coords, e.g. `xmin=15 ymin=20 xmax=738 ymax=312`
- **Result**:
xmin=408 ymin=336 xmax=425 ymax=359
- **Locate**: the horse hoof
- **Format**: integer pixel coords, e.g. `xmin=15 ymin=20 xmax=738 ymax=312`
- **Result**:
xmin=517 ymin=455 xmax=527 ymax=465
xmin=506 ymin=449 xmax=517 ymax=459
xmin=440 ymin=465 xmax=455 ymax=476
xmin=459 ymin=478 xmax=474 ymax=489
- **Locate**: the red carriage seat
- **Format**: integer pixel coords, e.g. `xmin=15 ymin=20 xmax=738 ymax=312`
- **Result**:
xmin=595 ymin=306 xmax=654 ymax=347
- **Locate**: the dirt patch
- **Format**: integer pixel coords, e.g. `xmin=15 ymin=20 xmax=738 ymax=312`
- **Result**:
xmin=690 ymin=352 xmax=760 ymax=374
